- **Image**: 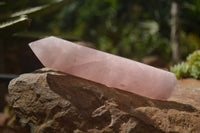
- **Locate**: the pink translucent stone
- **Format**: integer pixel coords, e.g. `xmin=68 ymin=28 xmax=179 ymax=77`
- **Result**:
xmin=29 ymin=36 xmax=177 ymax=100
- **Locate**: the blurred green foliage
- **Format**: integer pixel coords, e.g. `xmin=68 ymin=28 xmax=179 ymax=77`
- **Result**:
xmin=40 ymin=0 xmax=199 ymax=61
xmin=37 ymin=0 xmax=173 ymax=60
xmin=170 ymin=50 xmax=200 ymax=79
xmin=0 ymin=0 xmax=200 ymax=61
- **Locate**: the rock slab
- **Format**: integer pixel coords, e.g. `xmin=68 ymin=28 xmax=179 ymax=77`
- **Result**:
xmin=8 ymin=68 xmax=200 ymax=133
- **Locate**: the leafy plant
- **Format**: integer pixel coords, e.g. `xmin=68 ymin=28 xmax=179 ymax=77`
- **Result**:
xmin=0 ymin=0 xmax=70 ymax=37
xmin=170 ymin=50 xmax=200 ymax=79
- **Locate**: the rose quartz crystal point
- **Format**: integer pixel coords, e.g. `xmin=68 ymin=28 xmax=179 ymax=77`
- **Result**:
xmin=29 ymin=36 xmax=177 ymax=100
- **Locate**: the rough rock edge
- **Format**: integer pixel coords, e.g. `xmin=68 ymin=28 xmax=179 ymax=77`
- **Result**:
xmin=8 ymin=68 xmax=200 ymax=133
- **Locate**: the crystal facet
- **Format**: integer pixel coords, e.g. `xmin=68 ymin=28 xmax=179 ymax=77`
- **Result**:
xmin=29 ymin=36 xmax=177 ymax=100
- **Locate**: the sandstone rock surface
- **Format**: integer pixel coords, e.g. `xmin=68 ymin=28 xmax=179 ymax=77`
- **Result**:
xmin=8 ymin=68 xmax=200 ymax=133
xmin=169 ymin=78 xmax=200 ymax=110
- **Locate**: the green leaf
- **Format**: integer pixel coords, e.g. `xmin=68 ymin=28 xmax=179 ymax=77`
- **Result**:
xmin=10 ymin=0 xmax=71 ymax=18
xmin=10 ymin=5 xmax=47 ymax=18
xmin=0 ymin=15 xmax=30 ymax=36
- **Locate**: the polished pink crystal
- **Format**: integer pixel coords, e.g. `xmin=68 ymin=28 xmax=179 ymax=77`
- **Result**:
xmin=29 ymin=36 xmax=177 ymax=100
